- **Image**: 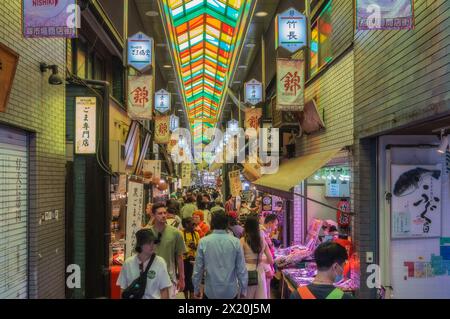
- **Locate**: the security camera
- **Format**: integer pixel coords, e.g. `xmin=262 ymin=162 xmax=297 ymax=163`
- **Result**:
xmin=40 ymin=63 xmax=63 ymax=85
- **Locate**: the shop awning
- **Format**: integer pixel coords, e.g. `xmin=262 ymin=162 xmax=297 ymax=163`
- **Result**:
xmin=252 ymin=148 xmax=342 ymax=198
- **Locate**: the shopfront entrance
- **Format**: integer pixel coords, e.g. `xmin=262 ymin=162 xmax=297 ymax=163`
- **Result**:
xmin=377 ymin=117 xmax=450 ymax=299
xmin=0 ymin=125 xmax=29 ymax=298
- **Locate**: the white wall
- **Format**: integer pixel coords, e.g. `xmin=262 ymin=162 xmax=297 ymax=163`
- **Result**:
xmin=378 ymin=135 xmax=450 ymax=299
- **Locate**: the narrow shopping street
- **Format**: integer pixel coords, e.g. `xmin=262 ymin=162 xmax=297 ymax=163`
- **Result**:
xmin=0 ymin=0 xmax=449 ymax=303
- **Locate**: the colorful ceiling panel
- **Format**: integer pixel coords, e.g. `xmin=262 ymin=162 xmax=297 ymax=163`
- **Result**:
xmin=160 ymin=0 xmax=253 ymax=143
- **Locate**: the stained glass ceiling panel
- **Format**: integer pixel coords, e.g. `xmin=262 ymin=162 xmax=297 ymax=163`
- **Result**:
xmin=160 ymin=0 xmax=253 ymax=144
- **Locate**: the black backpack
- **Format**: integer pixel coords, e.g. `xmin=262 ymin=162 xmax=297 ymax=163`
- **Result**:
xmin=121 ymin=254 xmax=156 ymax=299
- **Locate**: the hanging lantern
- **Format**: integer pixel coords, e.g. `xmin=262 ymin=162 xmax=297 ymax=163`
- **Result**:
xmin=152 ymin=176 xmax=161 ymax=185
xmin=158 ymin=180 xmax=168 ymax=191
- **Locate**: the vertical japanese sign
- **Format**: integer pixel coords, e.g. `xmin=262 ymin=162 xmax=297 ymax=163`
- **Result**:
xmin=170 ymin=114 xmax=179 ymax=132
xmin=181 ymin=163 xmax=191 ymax=187
xmin=245 ymin=108 xmax=262 ymax=131
xmin=154 ymin=89 xmax=171 ymax=114
xmin=22 ymin=0 xmax=79 ymax=38
xmin=154 ymin=115 xmax=170 ymax=144
xmin=391 ymin=164 xmax=442 ymax=238
xmin=125 ymin=181 xmax=144 ymax=258
xmin=276 ymin=58 xmax=305 ymax=111
xmin=75 ymin=97 xmax=96 ymax=154
xmin=229 ymin=170 xmax=242 ymax=197
xmin=128 ymin=32 xmax=153 ymax=71
xmin=128 ymin=75 xmax=153 ymax=120
xmin=277 ymin=8 xmax=307 ymax=53
xmin=244 ymin=79 xmax=263 ymax=106
xmin=142 ymin=160 xmax=161 ymax=179
xmin=356 ymin=0 xmax=414 ymax=30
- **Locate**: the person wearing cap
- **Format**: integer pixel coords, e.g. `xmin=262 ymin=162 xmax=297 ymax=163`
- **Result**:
xmin=228 ymin=211 xmax=244 ymax=239
xmin=193 ymin=210 xmax=210 ymax=238
xmin=116 ymin=229 xmax=172 ymax=299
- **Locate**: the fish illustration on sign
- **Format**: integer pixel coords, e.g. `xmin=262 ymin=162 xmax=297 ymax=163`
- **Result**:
xmin=393 ymin=167 xmax=441 ymax=197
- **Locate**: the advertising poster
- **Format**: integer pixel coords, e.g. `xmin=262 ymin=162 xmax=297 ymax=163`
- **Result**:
xmin=391 ymin=164 xmax=442 ymax=238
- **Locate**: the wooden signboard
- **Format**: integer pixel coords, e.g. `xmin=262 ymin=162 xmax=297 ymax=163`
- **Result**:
xmin=0 ymin=42 xmax=19 ymax=113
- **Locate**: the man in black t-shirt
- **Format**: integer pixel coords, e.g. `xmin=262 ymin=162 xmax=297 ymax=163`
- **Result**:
xmin=290 ymin=242 xmax=354 ymax=299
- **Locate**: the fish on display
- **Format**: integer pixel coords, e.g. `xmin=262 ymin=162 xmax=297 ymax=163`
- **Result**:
xmin=393 ymin=167 xmax=441 ymax=197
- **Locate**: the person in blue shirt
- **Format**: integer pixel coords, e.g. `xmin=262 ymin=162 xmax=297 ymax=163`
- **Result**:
xmin=192 ymin=210 xmax=248 ymax=299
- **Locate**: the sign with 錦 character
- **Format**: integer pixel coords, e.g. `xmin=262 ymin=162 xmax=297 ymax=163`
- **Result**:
xmin=229 ymin=170 xmax=242 ymax=197
xmin=245 ymin=108 xmax=262 ymax=131
xmin=244 ymin=79 xmax=263 ymax=106
xmin=276 ymin=58 xmax=304 ymax=111
xmin=125 ymin=181 xmax=144 ymax=258
xmin=276 ymin=8 xmax=307 ymax=53
xmin=0 ymin=43 xmax=19 ymax=113
xmin=154 ymin=115 xmax=170 ymax=144
xmin=154 ymin=89 xmax=171 ymax=114
xmin=128 ymin=75 xmax=153 ymax=120
xmin=127 ymin=32 xmax=153 ymax=71
xmin=75 ymin=97 xmax=96 ymax=154
xmin=356 ymin=0 xmax=414 ymax=30
xmin=22 ymin=0 xmax=79 ymax=38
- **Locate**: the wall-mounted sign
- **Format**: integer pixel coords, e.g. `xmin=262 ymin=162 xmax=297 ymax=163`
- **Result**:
xmin=154 ymin=89 xmax=171 ymax=114
xmin=75 ymin=97 xmax=96 ymax=154
xmin=276 ymin=58 xmax=304 ymax=111
xmin=125 ymin=181 xmax=144 ymax=258
xmin=244 ymin=79 xmax=263 ymax=106
xmin=356 ymin=0 xmax=414 ymax=30
xmin=170 ymin=114 xmax=179 ymax=132
xmin=154 ymin=115 xmax=170 ymax=144
xmin=277 ymin=8 xmax=307 ymax=53
xmin=22 ymin=0 xmax=78 ymax=38
xmin=181 ymin=163 xmax=191 ymax=187
xmin=128 ymin=75 xmax=153 ymax=120
xmin=229 ymin=170 xmax=242 ymax=197
xmin=127 ymin=32 xmax=153 ymax=71
xmin=0 ymin=43 xmax=19 ymax=113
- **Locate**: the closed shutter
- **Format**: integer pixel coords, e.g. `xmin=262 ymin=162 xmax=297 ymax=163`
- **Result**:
xmin=0 ymin=126 xmax=28 ymax=299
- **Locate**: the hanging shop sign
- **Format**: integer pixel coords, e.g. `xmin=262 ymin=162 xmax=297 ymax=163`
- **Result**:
xmin=118 ymin=174 xmax=127 ymax=195
xmin=181 ymin=163 xmax=191 ymax=187
xmin=142 ymin=160 xmax=161 ymax=180
xmin=154 ymin=89 xmax=171 ymax=114
xmin=125 ymin=181 xmax=144 ymax=258
xmin=128 ymin=75 xmax=153 ymax=120
xmin=276 ymin=8 xmax=307 ymax=53
xmin=356 ymin=0 xmax=414 ymax=30
xmin=154 ymin=115 xmax=170 ymax=144
xmin=0 ymin=43 xmax=19 ymax=113
xmin=227 ymin=119 xmax=239 ymax=133
xmin=262 ymin=195 xmax=272 ymax=213
xmin=391 ymin=164 xmax=442 ymax=238
xmin=170 ymin=114 xmax=179 ymax=131
xmin=153 ymin=142 xmax=159 ymax=160
xmin=75 ymin=97 xmax=96 ymax=154
xmin=22 ymin=0 xmax=78 ymax=38
xmin=127 ymin=32 xmax=153 ymax=71
xmin=229 ymin=170 xmax=242 ymax=197
xmin=245 ymin=108 xmax=262 ymax=131
xmin=244 ymin=79 xmax=263 ymax=106
xmin=276 ymin=58 xmax=305 ymax=111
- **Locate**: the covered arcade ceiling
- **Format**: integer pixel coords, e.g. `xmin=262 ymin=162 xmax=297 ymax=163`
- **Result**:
xmin=159 ymin=0 xmax=254 ymax=144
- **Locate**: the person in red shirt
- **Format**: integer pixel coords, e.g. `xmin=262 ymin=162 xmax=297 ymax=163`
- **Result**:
xmin=193 ymin=210 xmax=210 ymax=237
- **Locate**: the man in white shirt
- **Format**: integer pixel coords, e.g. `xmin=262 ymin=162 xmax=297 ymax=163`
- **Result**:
xmin=117 ymin=229 xmax=172 ymax=299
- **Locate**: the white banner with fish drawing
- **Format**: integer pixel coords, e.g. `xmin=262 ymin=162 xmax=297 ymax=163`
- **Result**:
xmin=391 ymin=164 xmax=442 ymax=239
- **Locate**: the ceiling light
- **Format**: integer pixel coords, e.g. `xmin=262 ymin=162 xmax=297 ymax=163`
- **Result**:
xmin=238 ymin=65 xmax=247 ymax=69
xmin=245 ymin=43 xmax=256 ymax=48
xmin=255 ymin=11 xmax=268 ymax=17
xmin=438 ymin=134 xmax=449 ymax=154
xmin=145 ymin=11 xmax=159 ymax=17
xmin=163 ymin=64 xmax=172 ymax=69
xmin=156 ymin=43 xmax=167 ymax=47
xmin=233 ymin=81 xmax=241 ymax=84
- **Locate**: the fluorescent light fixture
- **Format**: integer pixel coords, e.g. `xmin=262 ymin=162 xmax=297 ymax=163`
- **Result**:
xmin=255 ymin=11 xmax=268 ymax=17
xmin=238 ymin=65 xmax=247 ymax=69
xmin=163 ymin=64 xmax=172 ymax=68
xmin=245 ymin=43 xmax=256 ymax=48
xmin=156 ymin=43 xmax=167 ymax=47
xmin=145 ymin=11 xmax=159 ymax=17
xmin=438 ymin=135 xmax=449 ymax=154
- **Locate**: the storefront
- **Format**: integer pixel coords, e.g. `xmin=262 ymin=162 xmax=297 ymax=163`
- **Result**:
xmin=252 ymin=147 xmax=359 ymax=298
xmin=0 ymin=125 xmax=29 ymax=298
xmin=375 ymin=121 xmax=450 ymax=299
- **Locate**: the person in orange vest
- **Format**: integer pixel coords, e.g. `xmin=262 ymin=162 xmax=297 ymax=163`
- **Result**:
xmin=290 ymin=242 xmax=354 ymax=299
